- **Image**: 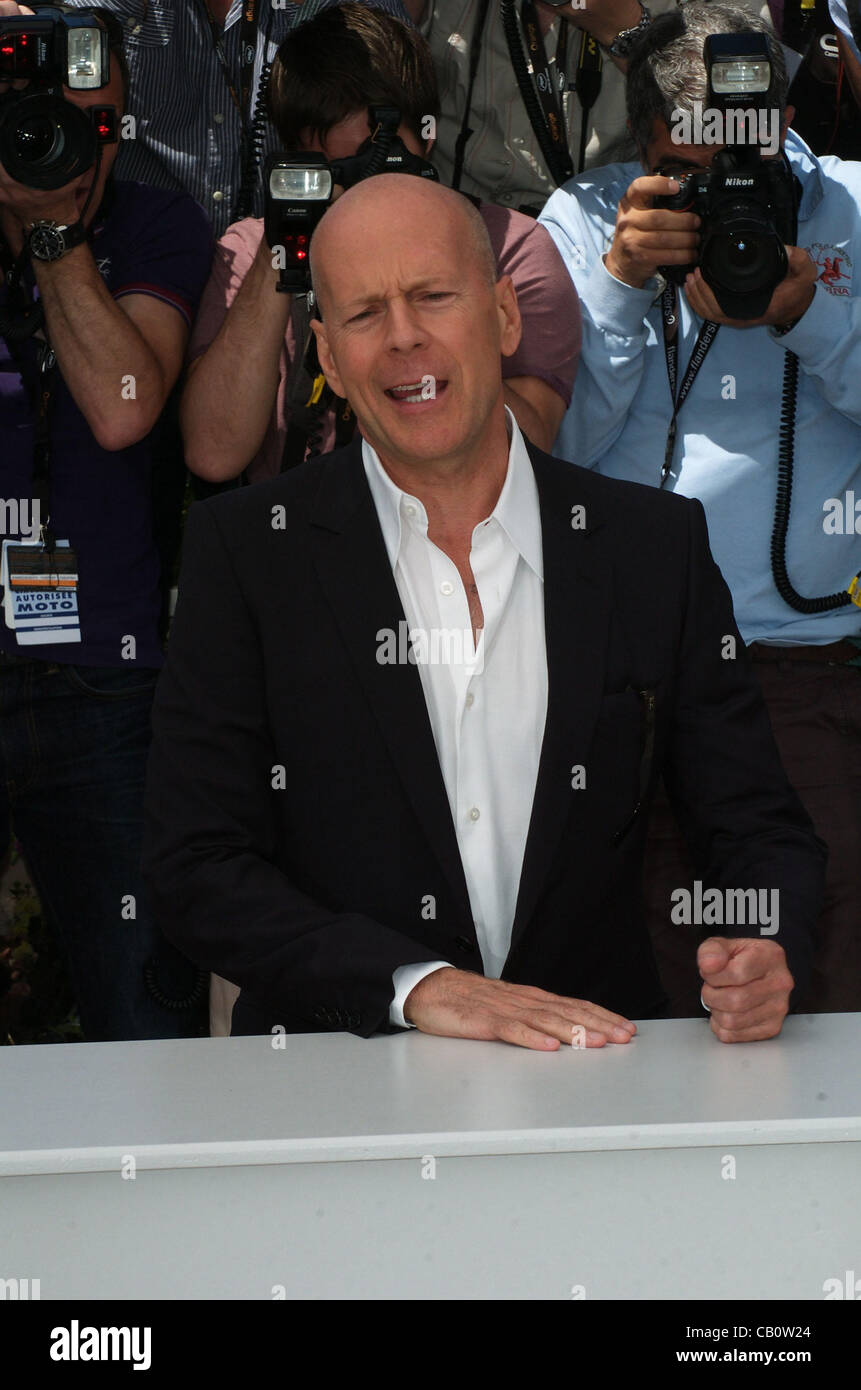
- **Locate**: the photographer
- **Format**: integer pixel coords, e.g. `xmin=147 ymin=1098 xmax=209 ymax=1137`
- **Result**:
xmin=50 ymin=0 xmax=414 ymax=237
xmin=181 ymin=3 xmax=581 ymax=482
xmin=0 ymin=6 xmax=212 ymax=1039
xmin=403 ymin=0 xmax=767 ymax=213
xmin=539 ymin=2 xmax=861 ymax=1014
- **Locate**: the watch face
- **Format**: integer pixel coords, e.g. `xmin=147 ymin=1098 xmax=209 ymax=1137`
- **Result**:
xmin=29 ymin=225 xmax=66 ymax=262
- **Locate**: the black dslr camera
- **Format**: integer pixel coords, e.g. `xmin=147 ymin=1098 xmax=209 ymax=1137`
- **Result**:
xmin=654 ymin=33 xmax=798 ymax=319
xmin=263 ymin=107 xmax=439 ymax=294
xmin=0 ymin=5 xmax=117 ymax=190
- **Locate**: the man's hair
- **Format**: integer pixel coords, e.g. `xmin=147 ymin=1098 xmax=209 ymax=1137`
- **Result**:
xmin=267 ymin=3 xmax=440 ymax=151
xmin=626 ymin=1 xmax=788 ymax=155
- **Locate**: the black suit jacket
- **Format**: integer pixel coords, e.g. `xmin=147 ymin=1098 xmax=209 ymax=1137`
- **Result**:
xmin=142 ymin=437 xmax=825 ymax=1036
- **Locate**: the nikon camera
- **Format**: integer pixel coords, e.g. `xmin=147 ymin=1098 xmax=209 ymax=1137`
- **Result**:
xmin=655 ymin=33 xmax=798 ymax=319
xmin=0 ymin=5 xmax=117 ymax=190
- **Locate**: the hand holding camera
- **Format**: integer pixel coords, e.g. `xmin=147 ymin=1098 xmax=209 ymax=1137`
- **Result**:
xmin=682 ymin=244 xmax=817 ymax=329
xmin=604 ymin=172 xmax=701 ymax=288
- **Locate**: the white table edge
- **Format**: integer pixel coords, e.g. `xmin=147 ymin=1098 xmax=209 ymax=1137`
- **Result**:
xmin=3 ymin=1115 xmax=860 ymax=1177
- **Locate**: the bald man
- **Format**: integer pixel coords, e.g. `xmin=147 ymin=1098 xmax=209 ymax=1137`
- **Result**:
xmin=143 ymin=175 xmax=824 ymax=1048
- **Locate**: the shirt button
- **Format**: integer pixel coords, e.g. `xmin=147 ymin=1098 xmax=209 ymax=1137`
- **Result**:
xmin=465 ymin=692 xmax=475 ymax=708
xmin=405 ymin=504 xmax=416 ymax=517
xmin=468 ymin=807 xmax=480 ymax=822
xmin=440 ymin=580 xmax=454 ymax=595
xmin=213 ymin=112 xmax=225 ymax=124
xmin=213 ymin=190 xmax=224 ymax=202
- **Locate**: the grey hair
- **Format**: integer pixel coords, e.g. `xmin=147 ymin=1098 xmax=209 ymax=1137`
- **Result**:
xmin=626 ymin=1 xmax=788 ymax=155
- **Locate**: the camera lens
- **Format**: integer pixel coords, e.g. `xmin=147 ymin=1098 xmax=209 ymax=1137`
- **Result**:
xmin=13 ymin=113 xmax=63 ymax=166
xmin=0 ymin=91 xmax=96 ymax=190
xmin=701 ymin=209 xmax=782 ymax=292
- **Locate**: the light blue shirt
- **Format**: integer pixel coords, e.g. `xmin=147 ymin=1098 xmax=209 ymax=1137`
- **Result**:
xmin=539 ymin=131 xmax=861 ymax=645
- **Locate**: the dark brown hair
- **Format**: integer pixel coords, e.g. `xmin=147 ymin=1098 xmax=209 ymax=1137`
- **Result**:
xmin=267 ymin=3 xmax=440 ymax=151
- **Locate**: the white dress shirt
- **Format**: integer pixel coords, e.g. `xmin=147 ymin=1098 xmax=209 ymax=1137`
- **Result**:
xmin=361 ymin=409 xmax=548 ymax=1027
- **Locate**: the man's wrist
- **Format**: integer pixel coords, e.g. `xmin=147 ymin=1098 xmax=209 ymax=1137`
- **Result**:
xmin=25 ymin=216 xmax=88 ymax=263
xmin=603 ymin=249 xmax=650 ymax=289
xmin=599 ymin=1 xmax=651 ymax=57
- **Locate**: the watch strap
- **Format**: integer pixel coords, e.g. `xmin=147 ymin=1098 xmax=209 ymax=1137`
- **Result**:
xmin=26 ymin=219 xmax=88 ymax=262
xmin=607 ymin=3 xmax=652 ymax=59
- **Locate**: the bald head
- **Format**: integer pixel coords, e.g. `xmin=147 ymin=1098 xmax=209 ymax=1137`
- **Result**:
xmin=309 ymin=174 xmax=497 ymax=318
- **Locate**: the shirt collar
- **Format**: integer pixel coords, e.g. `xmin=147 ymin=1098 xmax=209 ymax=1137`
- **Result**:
xmin=362 ymin=407 xmax=544 ymax=581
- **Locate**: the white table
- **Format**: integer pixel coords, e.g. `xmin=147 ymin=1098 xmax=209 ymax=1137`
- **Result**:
xmin=2 ymin=1014 xmax=859 ymax=1299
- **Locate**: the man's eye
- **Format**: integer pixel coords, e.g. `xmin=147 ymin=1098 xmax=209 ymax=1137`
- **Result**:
xmin=421 ymin=292 xmax=451 ymax=301
xmin=348 ymin=307 xmax=376 ymax=323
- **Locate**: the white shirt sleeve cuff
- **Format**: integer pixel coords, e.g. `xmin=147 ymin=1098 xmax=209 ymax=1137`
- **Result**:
xmin=390 ymin=961 xmax=455 ymax=1028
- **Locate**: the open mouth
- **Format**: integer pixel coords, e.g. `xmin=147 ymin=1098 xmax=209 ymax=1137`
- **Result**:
xmin=384 ymin=379 xmax=449 ymax=405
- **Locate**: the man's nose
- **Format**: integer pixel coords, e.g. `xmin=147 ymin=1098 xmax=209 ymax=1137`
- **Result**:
xmin=383 ymin=298 xmax=427 ymax=354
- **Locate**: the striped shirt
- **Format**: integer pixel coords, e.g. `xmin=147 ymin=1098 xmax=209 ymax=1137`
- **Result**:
xmin=65 ymin=0 xmax=410 ymax=235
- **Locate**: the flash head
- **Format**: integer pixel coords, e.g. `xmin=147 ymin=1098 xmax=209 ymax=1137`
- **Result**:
xmin=704 ymin=32 xmax=772 ymax=106
xmin=263 ymin=151 xmax=333 ymax=295
xmin=0 ymin=6 xmax=110 ymax=89
xmin=267 ymin=161 xmax=334 ymax=204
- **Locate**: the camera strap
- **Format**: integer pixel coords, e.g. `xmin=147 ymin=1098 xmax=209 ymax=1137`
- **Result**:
xmin=518 ymin=0 xmax=571 ymax=163
xmin=452 ymin=0 xmax=492 ymax=192
xmin=660 ymin=282 xmax=720 ymax=486
xmin=500 ymin=0 xmax=574 ymax=186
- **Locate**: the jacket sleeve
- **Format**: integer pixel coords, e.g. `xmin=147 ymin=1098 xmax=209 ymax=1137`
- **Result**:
xmin=141 ymin=500 xmax=454 ymax=1036
xmin=661 ymin=497 xmax=827 ymax=1004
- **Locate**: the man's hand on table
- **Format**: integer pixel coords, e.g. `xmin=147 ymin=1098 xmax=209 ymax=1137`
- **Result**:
xmin=403 ymin=967 xmax=637 ymax=1050
xmin=698 ymin=937 xmax=794 ymax=1043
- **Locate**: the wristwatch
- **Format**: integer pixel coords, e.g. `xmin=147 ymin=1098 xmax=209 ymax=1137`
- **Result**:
xmin=26 ymin=219 xmax=88 ymax=263
xmin=607 ymin=2 xmax=652 ymax=59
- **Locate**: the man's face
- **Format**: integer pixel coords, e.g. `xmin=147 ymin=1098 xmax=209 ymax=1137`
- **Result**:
xmin=60 ymin=61 xmax=124 ymax=221
xmin=297 ymin=108 xmax=430 ymax=179
xmin=310 ymin=179 xmax=520 ymax=474
xmin=0 ymin=54 xmax=122 ymax=220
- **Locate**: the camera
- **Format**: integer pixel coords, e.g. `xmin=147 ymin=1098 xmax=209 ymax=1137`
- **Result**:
xmin=264 ymin=107 xmax=438 ymax=294
xmin=654 ymin=33 xmax=798 ymax=319
xmin=0 ymin=5 xmax=117 ymax=191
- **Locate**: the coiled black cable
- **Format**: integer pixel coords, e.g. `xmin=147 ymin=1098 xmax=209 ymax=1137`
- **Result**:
xmin=234 ymin=54 xmax=273 ymax=221
xmin=770 ymin=350 xmax=853 ymax=612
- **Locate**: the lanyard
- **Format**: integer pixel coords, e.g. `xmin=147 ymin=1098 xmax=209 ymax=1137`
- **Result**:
xmin=660 ymin=282 xmax=720 ymax=487
xmin=199 ymin=0 xmax=260 ymax=129
xmin=519 ymin=0 xmax=572 ymax=176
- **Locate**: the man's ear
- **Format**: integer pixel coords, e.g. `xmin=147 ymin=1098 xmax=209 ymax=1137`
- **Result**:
xmin=310 ymin=317 xmax=346 ymax=398
xmin=495 ymin=273 xmax=522 ymax=360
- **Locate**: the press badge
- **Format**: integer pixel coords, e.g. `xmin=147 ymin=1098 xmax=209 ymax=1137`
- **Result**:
xmin=1 ymin=540 xmax=81 ymax=645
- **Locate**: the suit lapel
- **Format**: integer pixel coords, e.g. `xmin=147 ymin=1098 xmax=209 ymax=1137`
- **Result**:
xmin=309 ymin=439 xmax=473 ymax=929
xmin=507 ymin=446 xmax=613 ymax=964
